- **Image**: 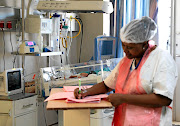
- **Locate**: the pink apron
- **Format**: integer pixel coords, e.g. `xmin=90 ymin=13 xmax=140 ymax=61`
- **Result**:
xmin=112 ymin=44 xmax=162 ymax=126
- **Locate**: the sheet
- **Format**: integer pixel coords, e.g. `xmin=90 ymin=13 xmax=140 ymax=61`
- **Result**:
xmin=63 ymin=85 xmax=92 ymax=92
xmin=44 ymin=92 xmax=73 ymax=102
xmin=66 ymin=98 xmax=101 ymax=103
xmin=45 ymin=91 xmax=108 ymax=103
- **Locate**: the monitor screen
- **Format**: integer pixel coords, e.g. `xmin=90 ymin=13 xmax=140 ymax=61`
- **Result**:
xmin=94 ymin=36 xmax=117 ymax=61
xmin=7 ymin=70 xmax=21 ymax=91
xmin=101 ymin=40 xmax=113 ymax=55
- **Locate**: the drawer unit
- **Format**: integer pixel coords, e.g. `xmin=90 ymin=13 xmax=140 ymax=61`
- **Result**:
xmin=0 ymin=101 xmax=12 ymax=114
xmin=15 ymin=111 xmax=37 ymax=126
xmin=0 ymin=94 xmax=37 ymax=126
xmin=14 ymin=95 xmax=37 ymax=115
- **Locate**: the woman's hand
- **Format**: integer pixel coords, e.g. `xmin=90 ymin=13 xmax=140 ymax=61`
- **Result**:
xmin=74 ymin=88 xmax=88 ymax=99
xmin=107 ymin=93 xmax=124 ymax=107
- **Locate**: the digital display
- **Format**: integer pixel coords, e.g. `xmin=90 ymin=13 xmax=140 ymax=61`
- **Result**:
xmin=27 ymin=41 xmax=34 ymax=46
xmin=101 ymin=40 xmax=113 ymax=55
xmin=7 ymin=71 xmax=21 ymax=91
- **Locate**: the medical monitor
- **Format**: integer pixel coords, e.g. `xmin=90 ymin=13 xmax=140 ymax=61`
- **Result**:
xmin=0 ymin=68 xmax=24 ymax=96
xmin=94 ymin=36 xmax=117 ymax=61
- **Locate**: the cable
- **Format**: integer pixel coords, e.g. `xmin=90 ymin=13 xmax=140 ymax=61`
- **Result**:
xmin=76 ymin=17 xmax=84 ymax=63
xmin=43 ymin=102 xmax=48 ymax=126
xmin=2 ymin=28 xmax=5 ymax=71
xmin=67 ymin=18 xmax=81 ymax=39
xmin=9 ymin=31 xmax=13 ymax=54
xmin=66 ymin=48 xmax=68 ymax=64
xmin=61 ymin=37 xmax=68 ymax=48
xmin=12 ymin=47 xmax=19 ymax=68
xmin=59 ymin=38 xmax=63 ymax=65
xmin=9 ymin=31 xmax=16 ymax=68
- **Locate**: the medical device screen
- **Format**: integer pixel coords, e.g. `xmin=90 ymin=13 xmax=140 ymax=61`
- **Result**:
xmin=27 ymin=41 xmax=34 ymax=46
xmin=101 ymin=40 xmax=113 ymax=55
xmin=7 ymin=71 xmax=21 ymax=91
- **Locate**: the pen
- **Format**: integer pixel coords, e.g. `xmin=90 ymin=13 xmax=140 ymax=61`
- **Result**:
xmin=79 ymin=79 xmax=81 ymax=93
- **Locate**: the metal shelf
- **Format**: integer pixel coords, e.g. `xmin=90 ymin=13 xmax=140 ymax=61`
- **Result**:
xmin=11 ymin=51 xmax=63 ymax=56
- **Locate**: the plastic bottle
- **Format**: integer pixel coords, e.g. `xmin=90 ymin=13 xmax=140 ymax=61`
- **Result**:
xmin=54 ymin=38 xmax=59 ymax=52
xmin=51 ymin=13 xmax=60 ymax=52
xmin=61 ymin=25 xmax=68 ymax=38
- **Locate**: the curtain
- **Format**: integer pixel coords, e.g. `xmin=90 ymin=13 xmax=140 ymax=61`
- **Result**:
xmin=126 ymin=0 xmax=152 ymax=24
xmin=116 ymin=0 xmax=158 ymax=58
xmin=125 ymin=0 xmax=158 ymax=26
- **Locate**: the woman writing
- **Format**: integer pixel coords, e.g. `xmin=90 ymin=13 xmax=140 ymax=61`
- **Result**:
xmin=74 ymin=16 xmax=178 ymax=126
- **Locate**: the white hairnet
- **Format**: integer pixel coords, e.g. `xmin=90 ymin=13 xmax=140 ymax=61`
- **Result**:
xmin=120 ymin=16 xmax=157 ymax=43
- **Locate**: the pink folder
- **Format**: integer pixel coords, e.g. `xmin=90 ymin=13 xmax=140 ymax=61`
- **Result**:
xmin=44 ymin=92 xmax=73 ymax=102
xmin=45 ymin=91 xmax=108 ymax=103
xmin=63 ymin=85 xmax=92 ymax=92
xmin=66 ymin=97 xmax=101 ymax=103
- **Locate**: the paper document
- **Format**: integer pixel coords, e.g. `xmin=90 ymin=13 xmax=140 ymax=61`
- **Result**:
xmin=66 ymin=98 xmax=101 ymax=103
xmin=63 ymin=85 xmax=92 ymax=92
xmin=66 ymin=94 xmax=108 ymax=103
xmin=45 ymin=91 xmax=108 ymax=103
xmin=44 ymin=92 xmax=73 ymax=102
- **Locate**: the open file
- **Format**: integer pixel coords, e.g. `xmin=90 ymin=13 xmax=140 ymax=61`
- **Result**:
xmin=45 ymin=86 xmax=108 ymax=103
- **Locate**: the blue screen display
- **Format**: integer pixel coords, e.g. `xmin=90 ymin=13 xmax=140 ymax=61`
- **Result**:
xmin=94 ymin=36 xmax=117 ymax=61
xmin=101 ymin=40 xmax=113 ymax=55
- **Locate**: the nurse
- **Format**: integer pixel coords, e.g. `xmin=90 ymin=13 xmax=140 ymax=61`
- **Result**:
xmin=74 ymin=16 xmax=178 ymax=126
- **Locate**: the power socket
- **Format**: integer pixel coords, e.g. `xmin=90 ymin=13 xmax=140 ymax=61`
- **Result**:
xmin=0 ymin=21 xmax=4 ymax=29
xmin=7 ymin=21 xmax=12 ymax=29
xmin=0 ymin=19 xmax=21 ymax=32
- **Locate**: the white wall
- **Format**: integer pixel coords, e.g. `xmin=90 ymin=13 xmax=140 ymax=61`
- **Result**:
xmin=158 ymin=0 xmax=171 ymax=50
xmin=175 ymin=0 xmax=180 ymax=56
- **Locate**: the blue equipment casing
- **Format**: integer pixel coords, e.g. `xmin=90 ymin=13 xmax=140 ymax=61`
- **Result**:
xmin=94 ymin=36 xmax=117 ymax=61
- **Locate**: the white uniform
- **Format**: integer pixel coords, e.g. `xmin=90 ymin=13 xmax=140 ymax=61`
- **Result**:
xmin=104 ymin=47 xmax=178 ymax=126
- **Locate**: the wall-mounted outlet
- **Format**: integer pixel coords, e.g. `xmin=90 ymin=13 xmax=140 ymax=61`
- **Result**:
xmin=7 ymin=21 xmax=12 ymax=29
xmin=0 ymin=21 xmax=4 ymax=29
xmin=0 ymin=19 xmax=21 ymax=32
